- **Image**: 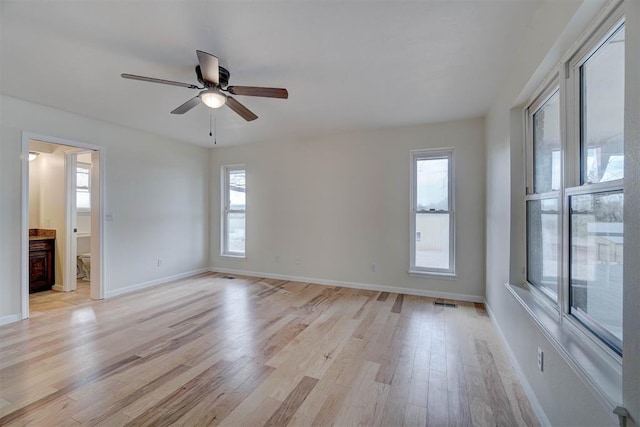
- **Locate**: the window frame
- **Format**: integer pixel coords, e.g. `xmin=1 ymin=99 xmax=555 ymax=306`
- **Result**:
xmin=409 ymin=148 xmax=455 ymax=277
xmin=568 ymin=14 xmax=626 ymax=188
xmin=565 ymin=10 xmax=625 ymax=356
xmin=76 ymin=162 xmax=91 ymax=213
xmin=523 ymin=5 xmax=625 ymax=360
xmin=221 ymin=164 xmax=246 ymax=259
xmin=525 ymin=80 xmax=563 ymax=303
xmin=564 ymin=182 xmax=624 ymax=357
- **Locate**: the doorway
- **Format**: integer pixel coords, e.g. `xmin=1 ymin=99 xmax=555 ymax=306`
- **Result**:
xmin=21 ymin=132 xmax=105 ymax=318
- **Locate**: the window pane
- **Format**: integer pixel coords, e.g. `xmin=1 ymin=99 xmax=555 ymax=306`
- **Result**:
xmin=77 ymin=190 xmax=90 ymax=210
xmin=416 ymin=158 xmax=448 ymax=211
xmin=415 ymin=213 xmax=449 ymax=270
xmin=226 ymin=212 xmax=245 ymax=254
xmin=533 ymin=90 xmax=561 ymax=193
xmin=77 ymin=171 xmax=89 ymax=188
xmin=229 ymin=170 xmax=246 ymax=210
xmin=581 ymin=24 xmax=624 ymax=184
xmin=570 ymin=190 xmax=623 ymax=352
xmin=526 ymin=198 xmax=559 ymax=300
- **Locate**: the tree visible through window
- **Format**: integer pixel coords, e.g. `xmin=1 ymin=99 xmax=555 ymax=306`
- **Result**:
xmin=525 ymin=15 xmax=625 ymax=355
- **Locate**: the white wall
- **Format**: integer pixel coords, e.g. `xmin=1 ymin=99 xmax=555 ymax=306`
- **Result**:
xmin=211 ymin=118 xmax=485 ymax=300
xmin=27 ymin=155 xmax=41 ymax=228
xmin=623 ymin=0 xmax=640 ymax=422
xmin=0 ymin=95 xmax=210 ymax=320
xmin=485 ymin=0 xmax=639 ymax=425
xmin=27 ymin=148 xmax=67 ymax=287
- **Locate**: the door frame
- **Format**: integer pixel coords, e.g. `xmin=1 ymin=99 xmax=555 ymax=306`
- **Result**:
xmin=21 ymin=131 xmax=106 ymax=319
xmin=64 ymin=151 xmax=78 ymax=293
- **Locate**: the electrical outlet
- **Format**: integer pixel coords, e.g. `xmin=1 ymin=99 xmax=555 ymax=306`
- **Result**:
xmin=157 ymin=258 xmax=162 ymax=268
xmin=537 ymin=347 xmax=544 ymax=372
xmin=371 ymin=263 xmax=376 ymax=272
xmin=295 ymin=256 xmax=301 ymax=265
xmin=275 ymin=255 xmax=280 ymax=263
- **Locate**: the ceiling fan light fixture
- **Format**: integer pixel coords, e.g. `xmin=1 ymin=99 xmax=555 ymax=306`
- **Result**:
xmin=28 ymin=152 xmax=39 ymax=161
xmin=200 ymin=90 xmax=227 ymax=109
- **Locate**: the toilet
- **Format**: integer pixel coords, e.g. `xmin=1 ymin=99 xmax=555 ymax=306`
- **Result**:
xmin=78 ymin=253 xmax=91 ymax=281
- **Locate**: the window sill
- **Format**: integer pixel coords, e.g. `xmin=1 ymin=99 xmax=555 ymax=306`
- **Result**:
xmin=505 ymin=283 xmax=622 ymax=410
xmin=409 ymin=270 xmax=457 ymax=280
xmin=219 ymin=254 xmax=246 ymax=261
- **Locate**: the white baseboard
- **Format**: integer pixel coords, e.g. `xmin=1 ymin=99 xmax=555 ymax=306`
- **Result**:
xmin=52 ymin=284 xmax=64 ymax=292
xmin=0 ymin=314 xmax=22 ymax=326
xmin=104 ymin=268 xmax=210 ymax=299
xmin=485 ymin=301 xmax=551 ymax=427
xmin=210 ymin=267 xmax=484 ymax=303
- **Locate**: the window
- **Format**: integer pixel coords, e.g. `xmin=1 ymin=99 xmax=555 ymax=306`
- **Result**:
xmin=221 ymin=165 xmax=246 ymax=257
xmin=76 ymin=162 xmax=91 ymax=212
xmin=526 ymin=197 xmax=560 ymax=300
xmin=580 ymin=24 xmax=625 ymax=185
xmin=526 ymin=85 xmax=561 ymax=301
xmin=569 ymin=189 xmax=623 ymax=352
xmin=569 ymin=16 xmax=624 ymax=354
xmin=410 ymin=150 xmax=454 ymax=275
xmin=524 ymin=13 xmax=624 ymax=355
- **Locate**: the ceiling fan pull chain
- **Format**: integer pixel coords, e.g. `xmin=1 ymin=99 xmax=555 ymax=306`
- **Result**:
xmin=209 ymin=110 xmax=217 ymax=145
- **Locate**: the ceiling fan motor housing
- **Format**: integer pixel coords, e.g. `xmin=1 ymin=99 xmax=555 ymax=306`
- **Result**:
xmin=196 ymin=65 xmax=230 ymax=88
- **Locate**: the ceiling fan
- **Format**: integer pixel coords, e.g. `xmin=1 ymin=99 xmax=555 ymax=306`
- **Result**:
xmin=121 ymin=50 xmax=288 ymax=121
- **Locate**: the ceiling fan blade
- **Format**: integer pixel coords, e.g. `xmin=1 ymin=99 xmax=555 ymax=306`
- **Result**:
xmin=196 ymin=50 xmax=219 ymax=85
xmin=121 ymin=73 xmax=198 ymax=89
xmin=227 ymin=86 xmax=288 ymax=99
xmin=226 ymin=97 xmax=258 ymax=121
xmin=171 ymin=96 xmax=201 ymax=114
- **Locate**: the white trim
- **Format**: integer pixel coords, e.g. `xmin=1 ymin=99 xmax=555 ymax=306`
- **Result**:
xmin=65 ymin=152 xmax=78 ymax=292
xmin=104 ymin=268 xmax=210 ymax=299
xmin=210 ymin=267 xmax=484 ymax=302
xmin=218 ymin=254 xmax=247 ymax=261
xmin=506 ymin=283 xmax=622 ymax=416
xmin=20 ymin=140 xmax=29 ymax=320
xmin=0 ymin=314 xmax=22 ymax=326
xmin=21 ymin=131 xmax=106 ymax=321
xmin=91 ymin=149 xmax=105 ymax=300
xmin=485 ymin=301 xmax=551 ymax=427
xmin=409 ymin=148 xmax=455 ymax=275
xmin=221 ymin=164 xmax=246 ymax=257
xmin=408 ymin=270 xmax=457 ymax=280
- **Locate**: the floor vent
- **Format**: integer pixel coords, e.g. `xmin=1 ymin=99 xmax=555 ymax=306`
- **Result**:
xmin=434 ymin=301 xmax=457 ymax=308
xmin=222 ymin=275 xmax=235 ymax=279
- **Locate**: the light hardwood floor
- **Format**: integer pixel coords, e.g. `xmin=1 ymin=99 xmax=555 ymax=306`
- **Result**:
xmin=0 ymin=273 xmax=539 ymax=426
xmin=28 ymin=280 xmax=92 ymax=317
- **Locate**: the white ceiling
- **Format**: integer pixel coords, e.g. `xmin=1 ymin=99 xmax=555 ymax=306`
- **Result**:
xmin=1 ymin=1 xmax=539 ymax=147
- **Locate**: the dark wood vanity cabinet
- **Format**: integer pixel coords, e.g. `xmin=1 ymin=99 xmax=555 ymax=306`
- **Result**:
xmin=29 ymin=239 xmax=55 ymax=293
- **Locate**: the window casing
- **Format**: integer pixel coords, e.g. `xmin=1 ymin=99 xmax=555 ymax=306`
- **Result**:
xmin=525 ymin=10 xmax=625 ymax=356
xmin=410 ymin=149 xmax=455 ymax=276
xmin=221 ymin=165 xmax=246 ymax=257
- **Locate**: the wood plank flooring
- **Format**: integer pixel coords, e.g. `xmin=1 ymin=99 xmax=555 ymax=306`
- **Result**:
xmin=28 ymin=280 xmax=91 ymax=316
xmin=0 ymin=272 xmax=539 ymax=426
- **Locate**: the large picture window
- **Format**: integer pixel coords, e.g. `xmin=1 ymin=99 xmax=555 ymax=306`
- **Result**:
xmin=410 ymin=150 xmax=454 ymax=275
xmin=222 ymin=165 xmax=246 ymax=257
xmin=525 ymin=13 xmax=624 ymax=355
